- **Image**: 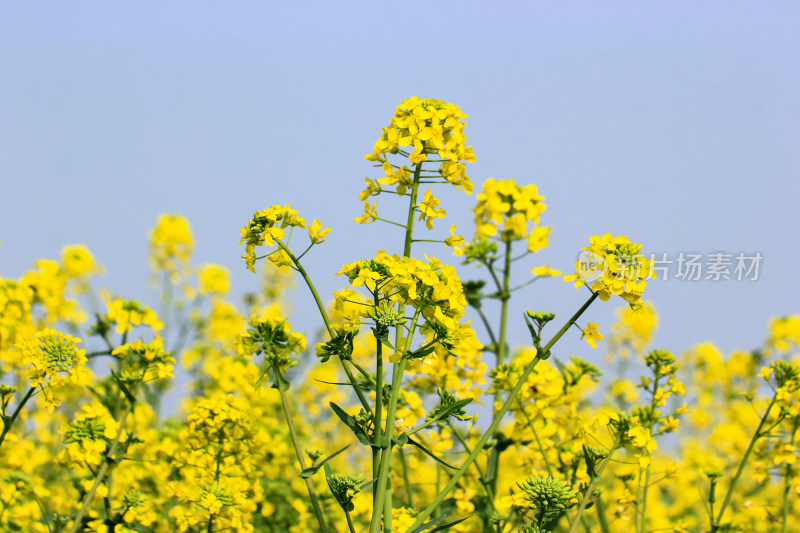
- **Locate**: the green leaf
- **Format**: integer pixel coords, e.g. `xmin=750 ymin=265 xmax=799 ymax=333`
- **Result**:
xmin=314 ymin=379 xmax=375 ymax=391
xmin=372 ymin=327 xmax=397 ymax=351
xmin=392 ymin=432 xmax=408 ymax=447
xmin=409 ymin=345 xmax=436 ymax=360
xmin=110 ymin=370 xmax=137 ymax=404
xmin=407 ymin=436 xmax=458 ymax=470
xmin=429 ymin=398 xmax=473 ymax=423
xmin=299 ymin=444 xmax=351 ymax=478
xmin=429 ymin=516 xmax=471 ymax=532
xmin=407 ymin=515 xmax=447 ymax=533
xmin=409 ymin=514 xmax=471 ymax=533
xmin=523 ymin=311 xmax=539 ymax=345
xmin=329 ymin=402 xmax=372 ymax=446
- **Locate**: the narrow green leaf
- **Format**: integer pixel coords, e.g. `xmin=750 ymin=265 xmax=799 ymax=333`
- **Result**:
xmin=299 ymin=444 xmax=351 ymax=478
xmin=429 ymin=516 xmax=471 ymax=532
xmin=407 ymin=515 xmax=446 ymax=533
xmin=523 ymin=312 xmax=539 ymax=345
xmin=429 ymin=398 xmax=473 ymax=423
xmin=408 ymin=436 xmax=458 ymax=470
xmin=329 ymin=402 xmax=372 ymax=445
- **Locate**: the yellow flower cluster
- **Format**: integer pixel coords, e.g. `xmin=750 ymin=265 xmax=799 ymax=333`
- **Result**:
xmin=170 ymin=393 xmax=262 ymax=532
xmin=149 ymin=214 xmax=194 ymax=280
xmin=564 ymin=233 xmax=654 ymax=306
xmin=61 ymin=401 xmax=120 ymax=466
xmin=16 ymin=328 xmax=88 ymax=411
xmin=105 ymin=298 xmax=163 ymax=334
xmin=239 ymin=205 xmax=330 ymax=272
xmin=365 ymin=96 xmax=476 ymax=180
xmin=197 ymin=263 xmax=231 ymax=296
xmin=473 ymin=178 xmax=550 ymax=251
xmin=357 ymin=97 xmax=476 ymax=232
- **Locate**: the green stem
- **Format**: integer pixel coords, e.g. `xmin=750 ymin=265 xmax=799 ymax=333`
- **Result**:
xmin=372 ymin=328 xmax=384 ymax=510
xmin=639 ymin=467 xmax=651 ymax=533
xmin=274 ymin=365 xmax=329 ymax=533
xmin=68 ymin=401 xmax=133 ymax=533
xmin=278 ymin=238 xmax=371 ymax=413
xmin=345 ymin=509 xmax=357 ymax=533
xmin=780 ymin=416 xmax=797 ymax=533
xmin=447 ymin=420 xmax=495 ymax=509
xmin=369 ymin=309 xmax=420 ymax=533
xmin=488 ymin=240 xmax=513 ymax=501
xmin=403 ymin=163 xmax=424 ymax=258
xmin=517 ymin=399 xmax=554 ymax=477
xmin=399 ymin=448 xmax=414 ymax=507
xmin=568 ymin=443 xmax=619 ymax=533
xmin=371 ymin=360 xmax=406 ymax=533
xmin=0 ymin=386 xmax=36 ymax=448
xmin=408 ymin=292 xmax=599 ymax=530
xmin=496 ymin=239 xmax=512 ymax=368
xmin=711 ymin=395 xmax=777 ymax=531
xmin=596 ymin=497 xmax=610 ymax=533
xmin=276 ymin=239 xmax=333 ymax=336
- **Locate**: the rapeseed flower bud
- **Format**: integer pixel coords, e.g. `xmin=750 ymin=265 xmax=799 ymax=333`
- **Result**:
xmin=236 ymin=315 xmax=305 ymax=371
xmin=326 ymin=470 xmax=364 ymax=512
xmin=515 ymin=473 xmax=579 ymax=517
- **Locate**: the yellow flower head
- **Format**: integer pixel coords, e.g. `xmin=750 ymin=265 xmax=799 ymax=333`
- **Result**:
xmin=149 ymin=214 xmax=194 ymax=276
xmin=473 ymin=178 xmax=550 ymax=249
xmin=564 ymin=233 xmax=654 ymax=306
xmin=198 ymin=264 xmax=231 ymax=296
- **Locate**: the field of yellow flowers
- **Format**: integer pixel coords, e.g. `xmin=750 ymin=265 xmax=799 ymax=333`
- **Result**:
xmin=1 ymin=98 xmax=798 ymax=533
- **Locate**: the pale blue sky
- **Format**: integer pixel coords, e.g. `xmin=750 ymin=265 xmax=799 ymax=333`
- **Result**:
xmin=1 ymin=2 xmax=798 ymax=378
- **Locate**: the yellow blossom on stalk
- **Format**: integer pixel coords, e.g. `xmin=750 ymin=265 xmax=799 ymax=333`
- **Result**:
xmin=360 ymin=97 xmax=476 ymax=228
xmin=61 ymin=244 xmax=98 ymax=279
xmin=238 ymin=204 xmax=312 ymax=272
xmin=444 ymin=224 xmax=466 ymax=256
xmin=197 ymin=264 xmax=230 ymax=296
xmin=473 ymin=178 xmax=549 ymax=249
xmin=581 ymin=322 xmax=603 ymax=348
xmin=531 ymin=264 xmax=562 ymax=277
xmin=365 ymin=96 xmax=476 ymax=179
xmin=766 ymin=314 xmax=800 ymax=353
xmin=354 ymin=200 xmax=379 ymax=224
xmin=149 ymin=214 xmax=194 ymax=278
xmin=0 ymin=277 xmax=34 ymax=354
xmin=627 ymin=426 xmax=657 ymax=453
xmin=527 ymin=225 xmax=551 ymax=252
xmin=112 ymin=338 xmax=176 ymax=381
xmin=773 ymin=444 xmax=796 ymax=465
xmin=105 ymin=298 xmax=163 ymax=334
xmin=337 ymin=251 xmax=476 ymax=362
xmin=20 ymin=259 xmax=84 ymax=323
xmin=606 ymin=301 xmax=658 ymax=361
xmin=417 ymin=189 xmax=446 ymax=230
xmin=358 ymin=177 xmax=382 ymax=200
xmin=61 ymin=401 xmax=120 ymax=466
xmin=16 ymin=328 xmax=88 ymax=411
xmin=564 ymin=233 xmax=654 ymax=306
xmin=307 ymin=219 xmax=331 ymax=244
